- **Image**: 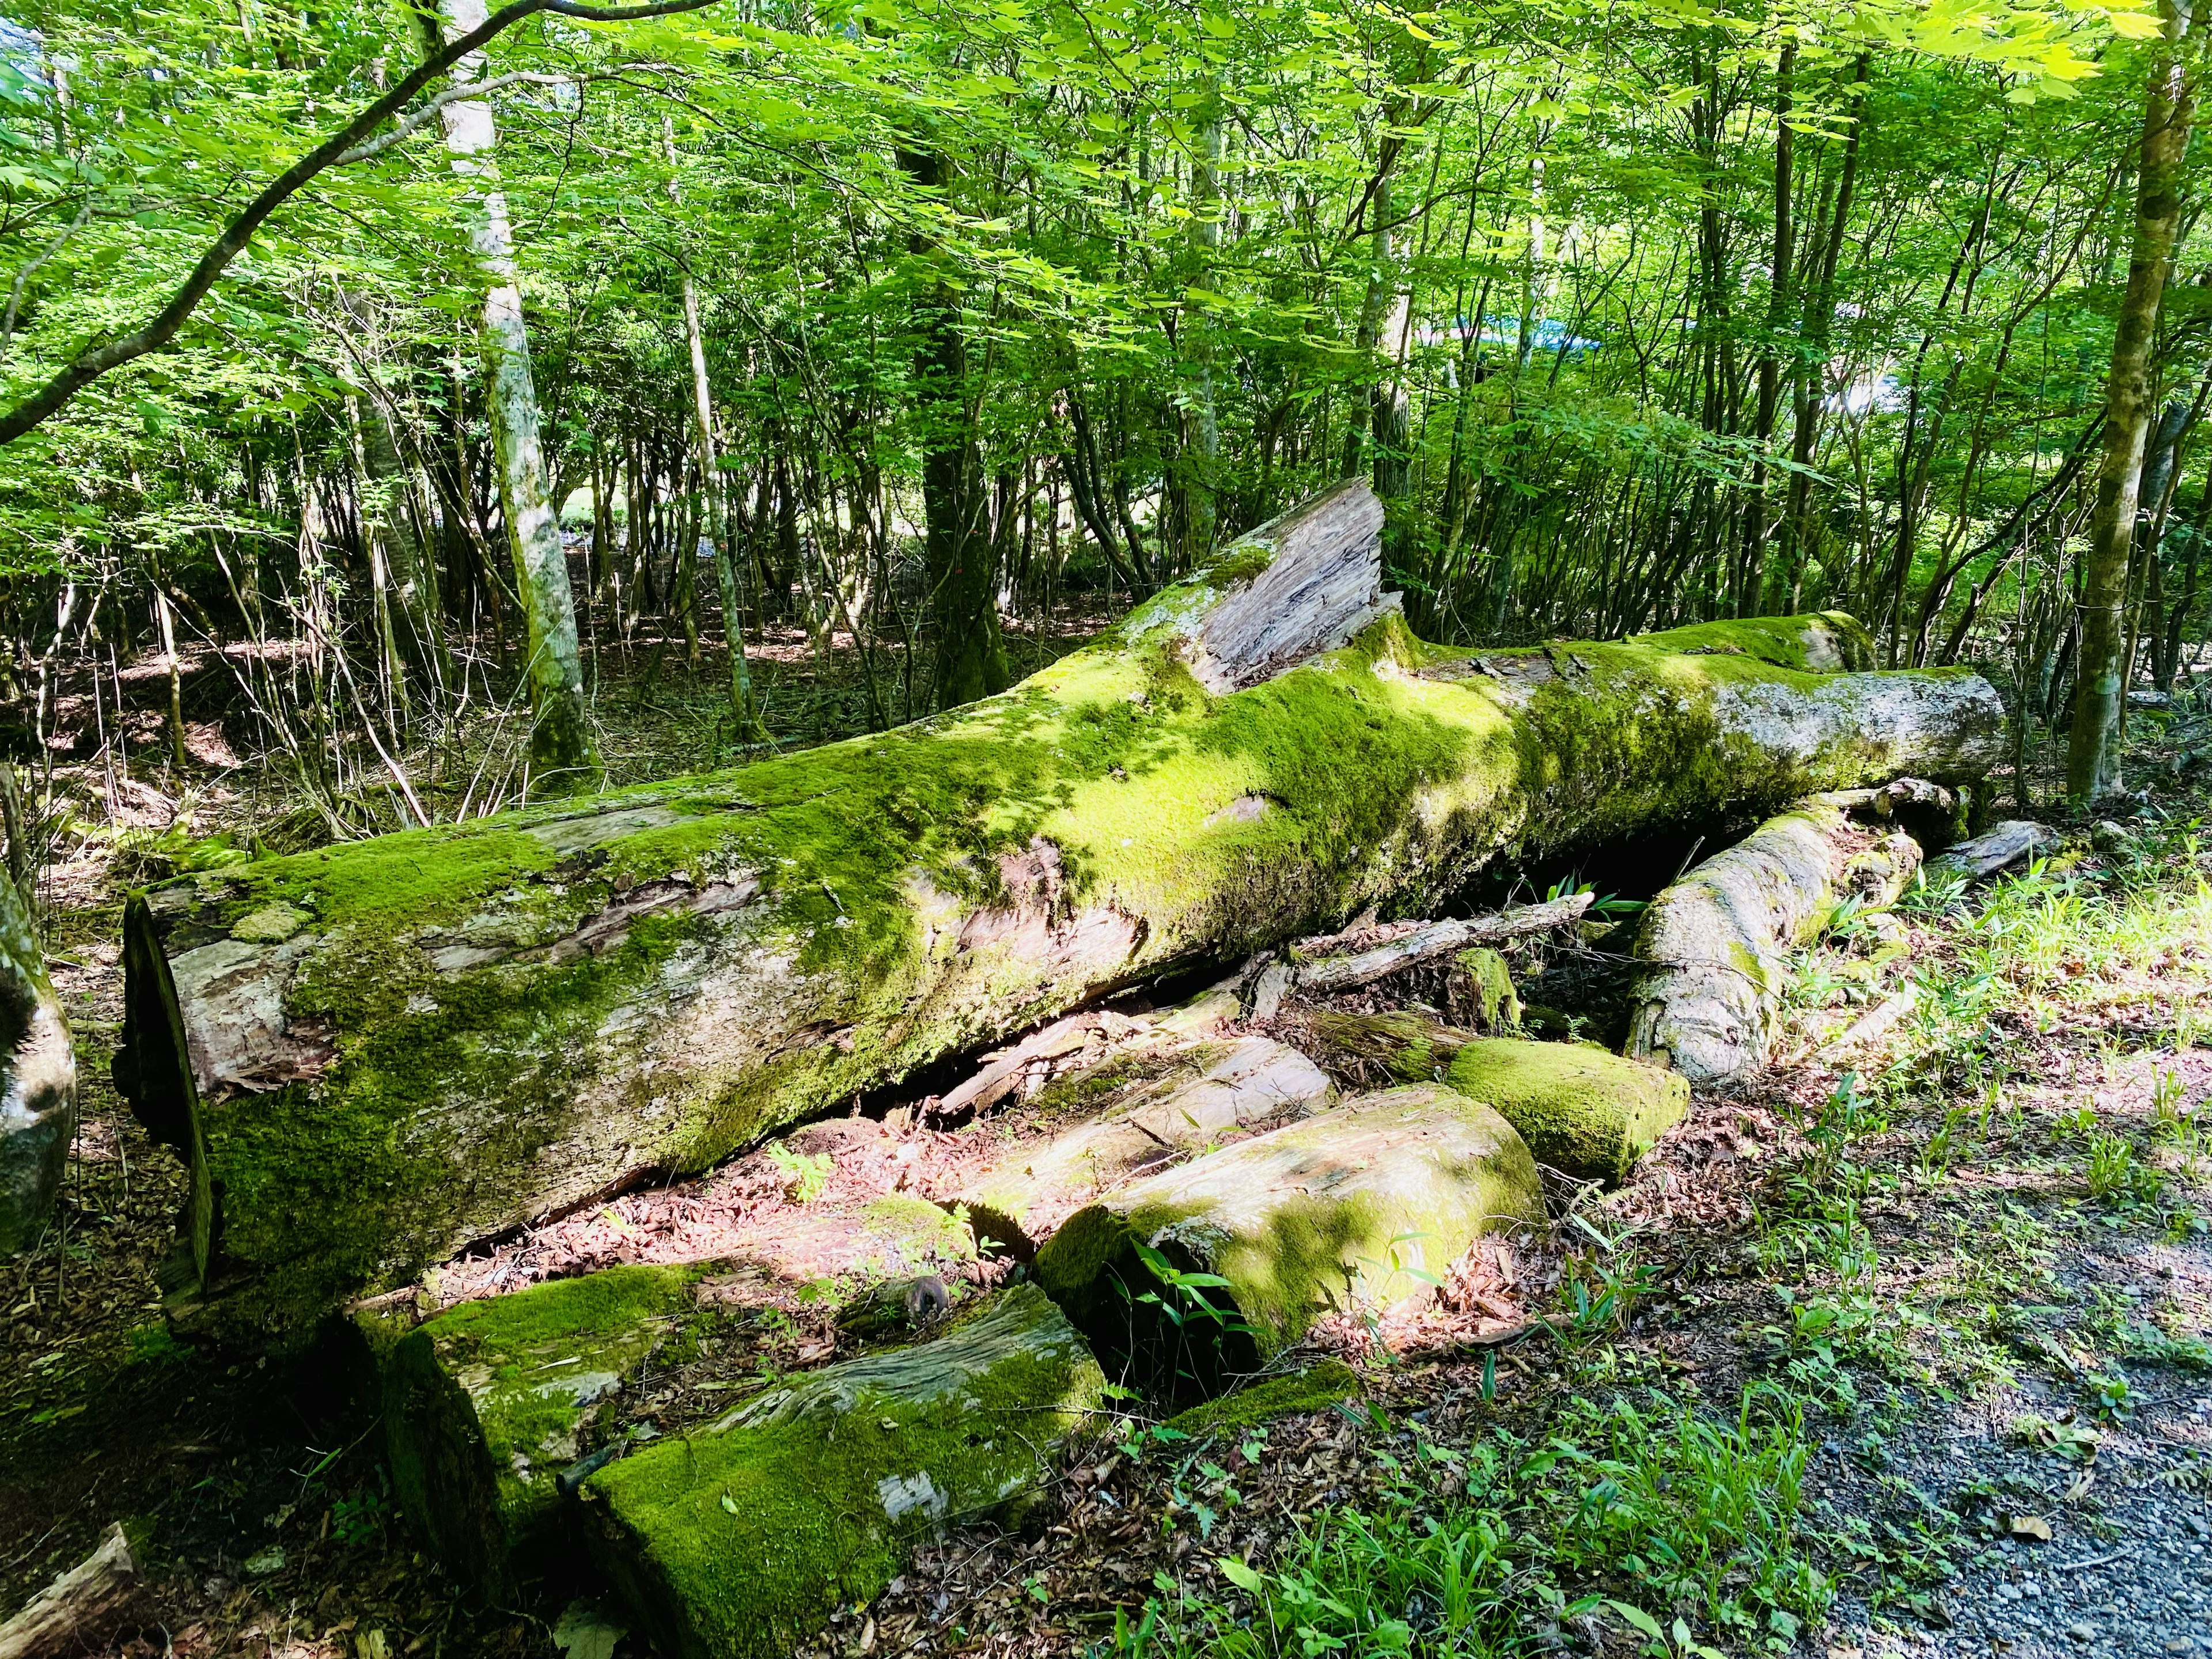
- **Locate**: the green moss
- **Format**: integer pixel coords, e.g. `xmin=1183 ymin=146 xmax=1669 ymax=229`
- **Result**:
xmin=1164 ymin=1359 xmax=1363 ymax=1437
xmin=1035 ymin=1088 xmax=1542 ymax=1399
xmin=1444 ymin=1037 xmax=1688 ymax=1184
xmin=583 ymin=1286 xmax=1103 ymax=1659
xmin=861 ymin=1194 xmax=976 ymax=1263
xmin=1453 ymin=946 xmax=1521 ymax=1032
xmin=382 ymin=1266 xmax=697 ymax=1592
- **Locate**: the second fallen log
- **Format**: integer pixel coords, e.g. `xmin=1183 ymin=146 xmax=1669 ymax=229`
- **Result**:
xmin=1035 ymin=1082 xmax=1544 ymax=1396
xmin=113 ymin=476 xmax=2005 ymax=1336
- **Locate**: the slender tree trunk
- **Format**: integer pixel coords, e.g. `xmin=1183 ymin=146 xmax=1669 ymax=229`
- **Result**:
xmin=2070 ymin=0 xmax=2198 ymax=802
xmin=433 ymin=0 xmax=597 ymax=790
xmin=894 ymin=141 xmax=1010 ymax=711
xmin=1742 ymin=41 xmax=1796 ymax=616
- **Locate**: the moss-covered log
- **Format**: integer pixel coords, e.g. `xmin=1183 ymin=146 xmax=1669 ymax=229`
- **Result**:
xmin=956 ymin=1033 xmax=1335 ymax=1249
xmin=1292 ymin=1013 xmax=1687 ymax=1183
xmin=0 ymin=870 xmax=74 ymax=1256
xmin=1626 ymin=797 xmax=1921 ymax=1088
xmin=1035 ymin=1082 xmax=1543 ymax=1396
xmin=377 ymin=1264 xmax=711 ymax=1594
xmin=579 ymin=1284 xmax=1102 ymax=1659
xmin=115 ymin=476 xmax=2003 ymax=1335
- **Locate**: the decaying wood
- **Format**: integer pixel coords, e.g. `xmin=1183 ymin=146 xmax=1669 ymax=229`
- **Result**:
xmin=0 ymin=869 xmax=75 ymax=1256
xmin=115 ymin=476 xmax=2008 ymax=1336
xmin=1627 ymin=797 xmax=1922 ymax=1089
xmin=1036 ymin=1082 xmax=1544 ymax=1395
xmin=955 ymin=1034 xmax=1335 ymax=1249
xmin=0 ymin=1524 xmax=143 ymax=1659
xmin=579 ymin=1285 xmax=1103 ymax=1659
xmin=1291 ymin=892 xmax=1594 ymax=994
xmin=1926 ymin=819 xmax=2057 ymax=881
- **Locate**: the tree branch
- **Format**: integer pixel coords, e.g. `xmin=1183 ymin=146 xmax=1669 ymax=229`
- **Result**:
xmin=0 ymin=0 xmax=721 ymax=448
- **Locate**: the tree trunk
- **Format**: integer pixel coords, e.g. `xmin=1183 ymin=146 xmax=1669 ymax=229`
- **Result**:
xmin=0 ymin=868 xmax=74 ymax=1256
xmin=2069 ymin=0 xmax=2197 ymax=802
xmin=895 ymin=143 xmax=1010 ymax=711
xmin=115 ymin=482 xmax=2008 ymax=1338
xmin=434 ymin=0 xmax=597 ymax=790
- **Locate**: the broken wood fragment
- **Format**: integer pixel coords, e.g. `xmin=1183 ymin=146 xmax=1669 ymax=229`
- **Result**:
xmin=1924 ymin=819 xmax=2057 ymax=882
xmin=1292 ymin=892 xmax=1593 ymax=994
xmin=580 ymin=1285 xmax=1102 ymax=1659
xmin=0 ymin=1524 xmax=143 ymax=1659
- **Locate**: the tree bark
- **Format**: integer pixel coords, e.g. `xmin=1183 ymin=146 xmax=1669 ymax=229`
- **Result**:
xmin=0 ymin=1525 xmax=144 ymax=1659
xmin=434 ymin=0 xmax=598 ymax=789
xmin=2070 ymin=0 xmax=2198 ymax=802
xmin=1626 ymin=795 xmax=1920 ymax=1088
xmin=0 ymin=868 xmax=74 ymax=1256
xmin=1035 ymin=1081 xmax=1543 ymax=1399
xmin=115 ymin=481 xmax=2007 ymax=1338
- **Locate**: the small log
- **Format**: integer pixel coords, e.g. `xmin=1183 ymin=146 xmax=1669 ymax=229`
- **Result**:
xmin=1291 ymin=892 xmax=1594 ymax=994
xmin=1034 ymin=1082 xmax=1543 ymax=1397
xmin=956 ymin=1033 xmax=1335 ymax=1248
xmin=378 ymin=1264 xmax=709 ymax=1594
xmin=1925 ymin=819 xmax=2057 ymax=882
xmin=0 ymin=870 xmax=75 ymax=1256
xmin=580 ymin=1285 xmax=1103 ymax=1659
xmin=1291 ymin=1013 xmax=1687 ymax=1183
xmin=1626 ymin=798 xmax=1921 ymax=1089
xmin=0 ymin=1524 xmax=143 ymax=1659
xmin=1444 ymin=946 xmax=1521 ymax=1032
xmin=115 ymin=473 xmax=2006 ymax=1336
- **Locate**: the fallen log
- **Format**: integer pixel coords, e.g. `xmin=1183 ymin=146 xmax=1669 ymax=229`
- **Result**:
xmin=114 ymin=475 xmax=2005 ymax=1336
xmin=378 ymin=1263 xmax=709 ymax=1594
xmin=580 ymin=1285 xmax=1103 ymax=1659
xmin=0 ymin=1524 xmax=143 ymax=1659
xmin=955 ymin=1033 xmax=1335 ymax=1249
xmin=0 ymin=870 xmax=76 ymax=1257
xmin=1034 ymin=1082 xmax=1544 ymax=1396
xmin=1291 ymin=1013 xmax=1687 ymax=1182
xmin=1626 ymin=797 xmax=1921 ymax=1089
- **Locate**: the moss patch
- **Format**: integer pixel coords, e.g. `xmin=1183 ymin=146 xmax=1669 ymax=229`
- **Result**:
xmin=1164 ymin=1359 xmax=1363 ymax=1437
xmin=582 ymin=1286 xmax=1103 ymax=1659
xmin=1444 ymin=1037 xmax=1688 ymax=1184
xmin=381 ymin=1266 xmax=698 ymax=1592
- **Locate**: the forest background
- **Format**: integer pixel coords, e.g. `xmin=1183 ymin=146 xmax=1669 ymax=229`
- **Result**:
xmin=0 ymin=0 xmax=2198 ymax=853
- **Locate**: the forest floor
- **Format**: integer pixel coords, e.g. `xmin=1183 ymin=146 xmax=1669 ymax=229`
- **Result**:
xmin=5 ymin=638 xmax=2212 ymax=1659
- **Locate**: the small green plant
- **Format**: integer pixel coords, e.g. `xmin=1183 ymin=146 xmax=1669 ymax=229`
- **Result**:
xmin=2086 ymin=1131 xmax=2161 ymax=1206
xmin=764 ymin=1141 xmax=834 ymax=1203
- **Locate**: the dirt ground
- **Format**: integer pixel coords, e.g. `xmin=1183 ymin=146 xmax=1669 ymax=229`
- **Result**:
xmin=7 ymin=662 xmax=2212 ymax=1659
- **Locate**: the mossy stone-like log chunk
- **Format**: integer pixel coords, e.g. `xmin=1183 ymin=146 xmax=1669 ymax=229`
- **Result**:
xmin=579 ymin=1285 xmax=1103 ymax=1659
xmin=957 ymin=1033 xmax=1335 ymax=1247
xmin=378 ymin=1264 xmax=702 ymax=1594
xmin=0 ymin=870 xmax=74 ymax=1257
xmin=1442 ymin=1037 xmax=1688 ymax=1184
xmin=1293 ymin=1013 xmax=1685 ymax=1183
xmin=1448 ymin=946 xmax=1521 ymax=1032
xmin=1626 ymin=797 xmax=1921 ymax=1089
xmin=1035 ymin=1083 xmax=1543 ymax=1395
xmin=1164 ymin=1358 xmax=1365 ymax=1438
xmin=115 ymin=472 xmax=2003 ymax=1336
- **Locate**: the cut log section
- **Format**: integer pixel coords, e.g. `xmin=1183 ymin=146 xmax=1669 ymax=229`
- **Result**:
xmin=0 ymin=871 xmax=75 ymax=1257
xmin=0 ymin=1524 xmax=144 ymax=1659
xmin=377 ymin=1264 xmax=709 ymax=1594
xmin=1287 ymin=892 xmax=1593 ymax=995
xmin=1626 ymin=797 xmax=1922 ymax=1089
xmin=1035 ymin=1082 xmax=1543 ymax=1397
xmin=115 ymin=472 xmax=2005 ymax=1336
xmin=1292 ymin=1013 xmax=1687 ymax=1183
xmin=580 ymin=1285 xmax=1103 ymax=1659
xmin=954 ymin=1033 xmax=1335 ymax=1250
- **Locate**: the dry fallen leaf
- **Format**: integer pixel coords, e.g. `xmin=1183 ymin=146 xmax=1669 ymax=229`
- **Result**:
xmin=2063 ymin=1470 xmax=2095 ymax=1503
xmin=2010 ymin=1514 xmax=2053 ymax=1540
